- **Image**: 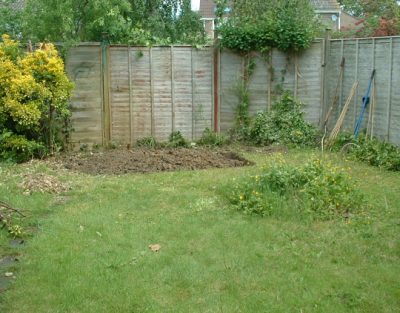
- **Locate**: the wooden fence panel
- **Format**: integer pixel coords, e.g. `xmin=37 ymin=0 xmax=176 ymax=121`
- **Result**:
xmin=247 ymin=54 xmax=268 ymax=115
xmin=328 ymin=37 xmax=400 ymax=145
xmin=110 ymin=47 xmax=130 ymax=144
xmin=192 ymin=47 xmax=214 ymax=139
xmin=219 ymin=51 xmax=241 ymax=133
xmin=151 ymin=47 xmax=173 ymax=141
xmin=390 ymin=39 xmax=400 ymax=145
xmin=66 ymin=38 xmax=400 ymax=147
xmin=296 ymin=41 xmax=324 ymax=126
xmin=66 ymin=45 xmax=103 ymax=147
xmin=219 ymin=41 xmax=324 ymax=133
xmin=130 ymin=47 xmax=152 ymax=142
xmin=173 ymin=47 xmax=194 ymax=139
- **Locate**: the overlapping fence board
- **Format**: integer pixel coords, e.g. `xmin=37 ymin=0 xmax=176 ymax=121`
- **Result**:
xmin=219 ymin=51 xmax=242 ymax=133
xmin=192 ymin=48 xmax=214 ymax=139
xmin=296 ymin=41 xmax=324 ymax=126
xmin=110 ymin=47 xmax=130 ymax=144
xmin=390 ymin=39 xmax=400 ymax=144
xmin=66 ymin=45 xmax=103 ymax=146
xmin=173 ymin=47 xmax=194 ymax=139
xmin=130 ymin=47 xmax=152 ymax=141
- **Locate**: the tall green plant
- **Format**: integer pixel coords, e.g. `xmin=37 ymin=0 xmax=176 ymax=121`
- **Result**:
xmin=21 ymin=0 xmax=206 ymax=45
xmin=217 ymin=0 xmax=320 ymax=53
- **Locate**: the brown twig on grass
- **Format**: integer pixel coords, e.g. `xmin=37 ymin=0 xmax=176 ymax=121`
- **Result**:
xmin=0 ymin=201 xmax=26 ymax=218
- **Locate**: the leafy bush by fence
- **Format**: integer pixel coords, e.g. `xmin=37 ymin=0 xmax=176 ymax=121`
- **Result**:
xmin=0 ymin=34 xmax=73 ymax=162
xmin=240 ymin=93 xmax=318 ymax=147
xmin=333 ymin=133 xmax=400 ymax=171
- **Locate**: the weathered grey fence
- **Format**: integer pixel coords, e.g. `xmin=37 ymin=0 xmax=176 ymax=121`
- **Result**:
xmin=219 ymin=40 xmax=324 ymax=132
xmin=326 ymin=37 xmax=400 ymax=145
xmin=66 ymin=36 xmax=400 ymax=148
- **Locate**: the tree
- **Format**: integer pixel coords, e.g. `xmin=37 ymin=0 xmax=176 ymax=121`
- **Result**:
xmin=217 ymin=0 xmax=321 ymax=53
xmin=21 ymin=0 xmax=205 ymax=45
xmin=0 ymin=0 xmax=23 ymax=38
xmin=338 ymin=0 xmax=400 ymax=37
xmin=339 ymin=0 xmax=399 ymax=18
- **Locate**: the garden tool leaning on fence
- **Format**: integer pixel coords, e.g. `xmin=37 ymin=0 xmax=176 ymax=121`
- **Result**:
xmin=321 ymin=57 xmax=345 ymax=151
xmin=354 ymin=69 xmax=376 ymax=138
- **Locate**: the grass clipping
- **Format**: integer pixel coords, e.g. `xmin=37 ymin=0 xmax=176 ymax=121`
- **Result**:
xmin=224 ymin=156 xmax=365 ymax=221
xmin=19 ymin=173 xmax=70 ymax=195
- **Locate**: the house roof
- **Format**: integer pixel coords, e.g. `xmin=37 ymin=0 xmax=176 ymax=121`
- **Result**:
xmin=199 ymin=0 xmax=216 ymax=19
xmin=310 ymin=0 xmax=340 ymax=12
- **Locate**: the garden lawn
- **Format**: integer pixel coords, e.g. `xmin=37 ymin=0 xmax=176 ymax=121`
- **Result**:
xmin=0 ymin=150 xmax=399 ymax=313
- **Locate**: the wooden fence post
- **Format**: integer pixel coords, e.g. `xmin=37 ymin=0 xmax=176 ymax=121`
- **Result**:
xmin=213 ymin=30 xmax=220 ymax=132
xmin=321 ymin=28 xmax=332 ymax=129
xmin=387 ymin=37 xmax=393 ymax=141
xmin=101 ymin=33 xmax=111 ymax=147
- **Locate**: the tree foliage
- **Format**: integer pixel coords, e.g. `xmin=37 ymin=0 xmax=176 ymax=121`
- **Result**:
xmin=0 ymin=0 xmax=23 ymax=38
xmin=338 ymin=0 xmax=400 ymax=37
xmin=216 ymin=0 xmax=321 ymax=53
xmin=21 ymin=0 xmax=205 ymax=45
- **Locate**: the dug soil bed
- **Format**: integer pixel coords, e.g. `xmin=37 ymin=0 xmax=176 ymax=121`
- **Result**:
xmin=58 ymin=148 xmax=253 ymax=175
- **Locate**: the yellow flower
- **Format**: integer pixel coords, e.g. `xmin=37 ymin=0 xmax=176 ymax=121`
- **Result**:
xmin=239 ymin=194 xmax=245 ymax=201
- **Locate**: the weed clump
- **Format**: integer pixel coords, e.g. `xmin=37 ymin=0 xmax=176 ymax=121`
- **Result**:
xmin=135 ymin=131 xmax=189 ymax=149
xmin=333 ymin=133 xmax=400 ymax=171
xmin=135 ymin=136 xmax=158 ymax=148
xmin=234 ymin=92 xmax=318 ymax=147
xmin=167 ymin=131 xmax=188 ymax=148
xmin=197 ymin=128 xmax=228 ymax=147
xmin=224 ymin=156 xmax=365 ymax=221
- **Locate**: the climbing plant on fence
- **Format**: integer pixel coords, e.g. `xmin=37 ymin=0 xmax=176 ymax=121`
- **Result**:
xmin=215 ymin=0 xmax=321 ymax=140
xmin=0 ymin=34 xmax=74 ymax=162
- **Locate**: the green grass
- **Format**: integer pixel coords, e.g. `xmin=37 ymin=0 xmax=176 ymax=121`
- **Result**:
xmin=0 ymin=150 xmax=399 ymax=312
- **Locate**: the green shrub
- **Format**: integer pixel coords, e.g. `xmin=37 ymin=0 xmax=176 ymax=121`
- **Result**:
xmin=334 ymin=133 xmax=400 ymax=171
xmin=168 ymin=131 xmax=188 ymax=148
xmin=0 ymin=131 xmax=45 ymax=163
xmin=197 ymin=128 xmax=228 ymax=147
xmin=245 ymin=93 xmax=317 ymax=147
xmin=224 ymin=156 xmax=365 ymax=221
xmin=0 ymin=34 xmax=73 ymax=161
xmin=218 ymin=0 xmax=320 ymax=53
xmin=135 ymin=136 xmax=158 ymax=148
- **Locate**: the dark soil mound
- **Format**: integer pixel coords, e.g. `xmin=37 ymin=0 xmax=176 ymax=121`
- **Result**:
xmin=59 ymin=148 xmax=253 ymax=175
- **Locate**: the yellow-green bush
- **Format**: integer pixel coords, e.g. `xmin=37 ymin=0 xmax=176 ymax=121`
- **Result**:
xmin=0 ymin=34 xmax=73 ymax=162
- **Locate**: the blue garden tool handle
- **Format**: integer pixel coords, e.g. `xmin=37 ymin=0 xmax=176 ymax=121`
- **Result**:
xmin=354 ymin=69 xmax=376 ymax=138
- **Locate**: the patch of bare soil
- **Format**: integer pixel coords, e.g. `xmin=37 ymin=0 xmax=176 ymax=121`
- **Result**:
xmin=58 ymin=148 xmax=253 ymax=175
